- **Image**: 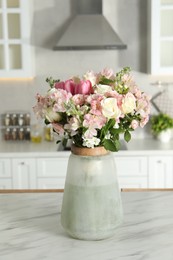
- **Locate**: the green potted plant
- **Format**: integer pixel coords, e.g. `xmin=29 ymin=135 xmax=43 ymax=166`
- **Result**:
xmin=151 ymin=113 xmax=173 ymax=142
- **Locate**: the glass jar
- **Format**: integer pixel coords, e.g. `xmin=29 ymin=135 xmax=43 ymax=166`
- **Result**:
xmin=11 ymin=114 xmax=17 ymax=125
xmin=11 ymin=128 xmax=18 ymax=140
xmin=18 ymin=128 xmax=24 ymax=140
xmin=25 ymin=127 xmax=31 ymax=140
xmin=31 ymin=124 xmax=42 ymax=143
xmin=25 ymin=113 xmax=30 ymax=125
xmin=18 ymin=114 xmax=24 ymax=126
xmin=61 ymin=145 xmax=123 ymax=240
xmin=4 ymin=114 xmax=11 ymax=126
xmin=4 ymin=128 xmax=11 ymax=140
xmin=44 ymin=124 xmax=54 ymax=142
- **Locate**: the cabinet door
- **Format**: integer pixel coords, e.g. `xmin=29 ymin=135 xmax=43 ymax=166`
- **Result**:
xmin=12 ymin=158 xmax=36 ymax=189
xmin=0 ymin=0 xmax=33 ymax=78
xmin=0 ymin=158 xmax=11 ymax=177
xmin=36 ymin=158 xmax=67 ymax=189
xmin=149 ymin=156 xmax=173 ymax=188
xmin=115 ymin=156 xmax=148 ymax=188
xmin=148 ymin=0 xmax=173 ymax=74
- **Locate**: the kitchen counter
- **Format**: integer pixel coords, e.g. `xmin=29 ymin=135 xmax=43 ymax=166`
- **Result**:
xmin=1 ymin=191 xmax=173 ymax=260
xmin=0 ymin=138 xmax=173 ymax=157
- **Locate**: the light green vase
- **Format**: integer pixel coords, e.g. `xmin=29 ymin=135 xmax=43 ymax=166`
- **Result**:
xmin=61 ymin=146 xmax=123 ymax=240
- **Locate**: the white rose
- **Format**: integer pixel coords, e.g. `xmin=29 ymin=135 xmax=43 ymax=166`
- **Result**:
xmin=95 ymin=84 xmax=112 ymax=94
xmin=45 ymin=107 xmax=62 ymax=122
xmin=121 ymin=93 xmax=136 ymax=114
xmin=101 ymin=98 xmax=121 ymax=119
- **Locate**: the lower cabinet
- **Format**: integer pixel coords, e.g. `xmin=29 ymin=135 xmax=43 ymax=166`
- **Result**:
xmin=148 ymin=156 xmax=173 ymax=188
xmin=0 ymin=179 xmax=12 ymax=189
xmin=0 ymin=154 xmax=173 ymax=190
xmin=36 ymin=158 xmax=68 ymax=189
xmin=116 ymin=156 xmax=148 ymax=189
xmin=0 ymin=159 xmax=12 ymax=188
xmin=12 ymin=159 xmax=36 ymax=189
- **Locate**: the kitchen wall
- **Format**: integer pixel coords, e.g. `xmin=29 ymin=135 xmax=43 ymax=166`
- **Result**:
xmin=0 ymin=0 xmax=158 ymax=137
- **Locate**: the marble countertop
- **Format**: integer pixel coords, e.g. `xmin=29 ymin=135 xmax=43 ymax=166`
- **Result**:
xmin=1 ymin=191 xmax=173 ymax=260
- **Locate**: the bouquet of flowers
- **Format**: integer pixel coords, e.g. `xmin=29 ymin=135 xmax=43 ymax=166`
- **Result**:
xmin=33 ymin=67 xmax=150 ymax=151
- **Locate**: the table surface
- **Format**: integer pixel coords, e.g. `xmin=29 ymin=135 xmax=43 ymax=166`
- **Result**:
xmin=0 ymin=192 xmax=173 ymax=260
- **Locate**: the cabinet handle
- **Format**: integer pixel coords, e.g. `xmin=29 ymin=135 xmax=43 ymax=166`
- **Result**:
xmin=20 ymin=162 xmax=25 ymax=165
xmin=157 ymin=160 xmax=162 ymax=163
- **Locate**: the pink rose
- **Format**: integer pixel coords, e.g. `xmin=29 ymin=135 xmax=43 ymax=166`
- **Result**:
xmin=130 ymin=119 xmax=139 ymax=130
xmin=140 ymin=116 xmax=149 ymax=128
xmin=75 ymin=80 xmax=93 ymax=95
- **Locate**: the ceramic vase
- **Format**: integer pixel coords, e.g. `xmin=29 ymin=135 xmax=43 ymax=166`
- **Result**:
xmin=157 ymin=129 xmax=172 ymax=143
xmin=61 ymin=145 xmax=123 ymax=240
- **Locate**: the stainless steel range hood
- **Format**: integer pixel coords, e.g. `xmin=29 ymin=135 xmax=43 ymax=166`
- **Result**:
xmin=54 ymin=0 xmax=127 ymax=51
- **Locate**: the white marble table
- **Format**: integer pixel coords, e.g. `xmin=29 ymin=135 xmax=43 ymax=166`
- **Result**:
xmin=1 ymin=192 xmax=173 ymax=260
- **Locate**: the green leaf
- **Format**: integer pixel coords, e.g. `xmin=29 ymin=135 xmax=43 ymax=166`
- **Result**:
xmin=56 ymin=140 xmax=61 ymax=144
xmin=99 ymin=76 xmax=115 ymax=85
xmin=124 ymin=130 xmax=131 ymax=142
xmin=62 ymin=138 xmax=68 ymax=148
xmin=46 ymin=77 xmax=60 ymax=88
xmin=100 ymin=119 xmax=115 ymax=140
xmin=114 ymin=140 xmax=121 ymax=151
xmin=44 ymin=118 xmax=50 ymax=125
xmin=103 ymin=139 xmax=120 ymax=152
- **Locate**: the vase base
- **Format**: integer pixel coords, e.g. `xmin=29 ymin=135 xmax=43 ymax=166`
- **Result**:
xmin=62 ymin=222 xmax=123 ymax=241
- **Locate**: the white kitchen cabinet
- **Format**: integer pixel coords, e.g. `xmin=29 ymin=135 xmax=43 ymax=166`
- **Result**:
xmin=148 ymin=0 xmax=173 ymax=74
xmin=1 ymin=138 xmax=173 ymax=190
xmin=115 ymin=156 xmax=148 ymax=188
xmin=37 ymin=179 xmax=65 ymax=189
xmin=12 ymin=158 xmax=36 ymax=189
xmin=0 ymin=158 xmax=11 ymax=177
xmin=0 ymin=0 xmax=34 ymax=78
xmin=0 ymin=179 xmax=12 ymax=189
xmin=36 ymin=157 xmax=68 ymax=189
xmin=0 ymin=158 xmax=12 ymax=189
xmin=148 ymin=156 xmax=173 ymax=188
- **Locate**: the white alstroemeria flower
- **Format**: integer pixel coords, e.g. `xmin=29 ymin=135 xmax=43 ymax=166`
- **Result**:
xmin=45 ymin=107 xmax=62 ymax=122
xmin=83 ymin=70 xmax=97 ymax=86
xmin=82 ymin=137 xmax=100 ymax=148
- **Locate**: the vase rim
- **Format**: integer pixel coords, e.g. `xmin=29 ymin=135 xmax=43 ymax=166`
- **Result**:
xmin=71 ymin=144 xmax=109 ymax=156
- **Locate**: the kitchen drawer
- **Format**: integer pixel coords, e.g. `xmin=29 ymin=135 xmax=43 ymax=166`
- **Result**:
xmin=36 ymin=158 xmax=68 ymax=177
xmin=118 ymin=176 xmax=148 ymax=189
xmin=0 ymin=159 xmax=11 ymax=177
xmin=37 ymin=178 xmax=65 ymax=189
xmin=115 ymin=156 xmax=148 ymax=177
xmin=0 ymin=178 xmax=12 ymax=189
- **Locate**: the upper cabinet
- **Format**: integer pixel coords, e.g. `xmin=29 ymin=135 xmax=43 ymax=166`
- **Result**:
xmin=0 ymin=0 xmax=34 ymax=78
xmin=148 ymin=0 xmax=173 ymax=75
